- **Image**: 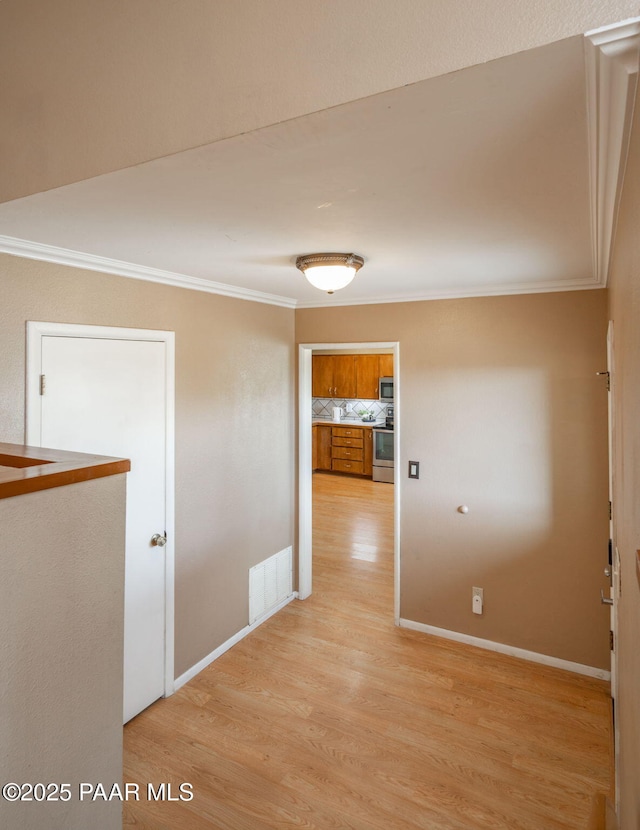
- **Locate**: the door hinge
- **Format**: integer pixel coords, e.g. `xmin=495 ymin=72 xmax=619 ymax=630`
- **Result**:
xmin=597 ymin=370 xmax=610 ymax=391
xmin=609 ymin=501 xmax=612 ymax=522
xmin=39 ymin=374 xmax=46 ymax=396
xmin=610 ymin=630 xmax=614 ymax=651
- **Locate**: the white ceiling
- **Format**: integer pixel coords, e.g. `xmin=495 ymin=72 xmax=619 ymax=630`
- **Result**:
xmin=0 ymin=35 xmax=601 ymax=308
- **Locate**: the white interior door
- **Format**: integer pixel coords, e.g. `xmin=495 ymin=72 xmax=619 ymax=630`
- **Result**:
xmin=28 ymin=325 xmax=174 ymax=723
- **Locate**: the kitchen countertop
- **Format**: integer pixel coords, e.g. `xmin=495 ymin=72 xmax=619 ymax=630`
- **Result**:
xmin=312 ymin=419 xmax=384 ymax=429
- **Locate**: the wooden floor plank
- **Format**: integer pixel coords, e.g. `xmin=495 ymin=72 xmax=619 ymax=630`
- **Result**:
xmin=123 ymin=471 xmax=613 ymax=829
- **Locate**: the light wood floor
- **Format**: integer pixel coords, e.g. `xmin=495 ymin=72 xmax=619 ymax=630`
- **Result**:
xmin=123 ymin=472 xmax=613 ymax=829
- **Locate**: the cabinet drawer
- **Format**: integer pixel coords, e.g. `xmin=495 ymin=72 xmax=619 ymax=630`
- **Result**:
xmin=332 ymin=436 xmax=363 ymax=449
xmin=332 ymin=458 xmax=364 ymax=474
xmin=332 ymin=426 xmax=363 ymax=439
xmin=332 ymin=446 xmax=364 ymax=461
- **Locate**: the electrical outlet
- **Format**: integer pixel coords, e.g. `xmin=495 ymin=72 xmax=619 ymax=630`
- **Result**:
xmin=472 ymin=586 xmax=483 ymax=615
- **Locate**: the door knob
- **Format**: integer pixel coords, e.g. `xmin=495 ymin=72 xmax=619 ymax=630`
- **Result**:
xmin=600 ymin=589 xmax=613 ymax=606
xmin=151 ymin=533 xmax=167 ymax=548
xmin=604 ymin=566 xmax=611 ymax=578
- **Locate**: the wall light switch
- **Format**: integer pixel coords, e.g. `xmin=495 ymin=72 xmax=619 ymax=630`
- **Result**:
xmin=408 ymin=461 xmax=419 ymax=479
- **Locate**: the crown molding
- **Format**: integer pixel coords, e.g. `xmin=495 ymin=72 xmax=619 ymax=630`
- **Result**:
xmin=0 ymin=235 xmax=298 ymax=309
xmin=295 ymin=276 xmax=603 ymax=309
xmin=585 ymin=17 xmax=640 ymax=287
xmin=1 ymin=234 xmax=601 ymax=310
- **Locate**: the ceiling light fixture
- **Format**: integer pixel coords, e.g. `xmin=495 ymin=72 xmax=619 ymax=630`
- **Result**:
xmin=296 ymin=253 xmax=364 ymax=294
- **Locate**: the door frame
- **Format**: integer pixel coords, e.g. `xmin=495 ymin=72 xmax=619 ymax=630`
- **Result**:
xmin=606 ymin=320 xmax=620 ymax=811
xmin=25 ymin=321 xmax=176 ymax=700
xmin=298 ymin=341 xmax=400 ymax=622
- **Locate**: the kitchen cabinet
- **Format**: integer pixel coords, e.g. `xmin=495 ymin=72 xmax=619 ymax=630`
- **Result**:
xmin=312 ymin=355 xmax=356 ymax=398
xmin=312 ymin=356 xmax=335 ymax=398
xmin=313 ymin=354 xmax=393 ymax=400
xmin=358 ymin=354 xmax=394 ymax=399
xmin=331 ymin=425 xmax=365 ymax=475
xmin=314 ymin=424 xmax=332 ymax=471
xmin=313 ymin=423 xmax=375 ymax=477
xmin=312 ymin=425 xmax=318 ymax=470
xmin=355 ymin=354 xmax=381 ymax=400
xmin=379 ymin=354 xmax=394 ymax=378
xmin=364 ymin=427 xmax=373 ymax=476
xmin=332 ymin=355 xmax=357 ymax=398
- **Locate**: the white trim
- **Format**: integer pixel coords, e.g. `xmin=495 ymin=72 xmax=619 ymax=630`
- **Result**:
xmin=606 ymin=320 xmax=621 ymax=813
xmin=174 ymin=592 xmax=298 ymax=691
xmin=26 ymin=321 xmax=177 ymax=700
xmin=0 ymin=234 xmax=605 ymax=311
xmin=295 ymin=277 xmax=602 ymax=309
xmin=1 ymin=236 xmax=297 ymax=309
xmin=298 ymin=342 xmax=400 ymax=622
xmin=584 ymin=18 xmax=640 ymax=286
xmin=398 ymin=618 xmax=611 ymax=681
xmin=298 ymin=346 xmax=313 ymax=600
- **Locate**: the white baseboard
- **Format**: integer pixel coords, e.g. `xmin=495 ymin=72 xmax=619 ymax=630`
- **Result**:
xmin=398 ymin=618 xmax=611 ymax=681
xmin=174 ymin=592 xmax=298 ymax=692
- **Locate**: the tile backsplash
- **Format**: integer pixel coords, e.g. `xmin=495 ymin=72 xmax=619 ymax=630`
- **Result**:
xmin=312 ymin=397 xmax=387 ymax=420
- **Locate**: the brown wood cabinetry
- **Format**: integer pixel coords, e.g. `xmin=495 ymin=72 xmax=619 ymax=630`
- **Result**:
xmin=332 ymin=426 xmax=361 ymax=441
xmin=314 ymin=424 xmax=332 ymax=471
xmin=312 ymin=425 xmax=318 ymax=470
xmin=312 ymin=355 xmax=356 ymax=398
xmin=355 ymin=354 xmax=381 ymax=399
xmin=332 ymin=356 xmax=357 ymax=398
xmin=332 ymin=457 xmax=365 ymax=474
xmin=313 ymin=353 xmax=393 ymax=400
xmin=364 ymin=427 xmax=373 ymax=476
xmin=379 ymin=354 xmax=394 ymax=378
xmin=331 ymin=425 xmax=364 ymax=473
xmin=312 ymin=423 xmax=373 ymax=477
xmin=312 ymin=356 xmax=334 ymax=397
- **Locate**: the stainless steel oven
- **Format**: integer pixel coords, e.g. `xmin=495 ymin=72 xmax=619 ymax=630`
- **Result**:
xmin=372 ymin=426 xmax=394 ymax=483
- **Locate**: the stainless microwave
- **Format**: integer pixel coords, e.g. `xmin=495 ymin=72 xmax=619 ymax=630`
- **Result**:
xmin=379 ymin=376 xmax=394 ymax=402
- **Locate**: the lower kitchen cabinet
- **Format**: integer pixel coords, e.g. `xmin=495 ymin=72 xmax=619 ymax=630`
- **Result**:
xmin=313 ymin=424 xmax=333 ymax=471
xmin=364 ymin=428 xmax=373 ymax=477
xmin=313 ymin=424 xmax=373 ymax=477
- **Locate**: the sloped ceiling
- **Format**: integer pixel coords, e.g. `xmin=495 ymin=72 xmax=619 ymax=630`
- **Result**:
xmin=0 ymin=5 xmax=638 ymax=307
xmin=0 ymin=0 xmax=635 ymax=202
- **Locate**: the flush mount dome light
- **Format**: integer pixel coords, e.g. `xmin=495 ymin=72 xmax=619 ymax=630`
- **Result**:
xmin=296 ymin=253 xmax=364 ymax=294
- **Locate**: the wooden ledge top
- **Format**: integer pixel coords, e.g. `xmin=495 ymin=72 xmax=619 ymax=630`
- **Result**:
xmin=0 ymin=442 xmax=130 ymax=500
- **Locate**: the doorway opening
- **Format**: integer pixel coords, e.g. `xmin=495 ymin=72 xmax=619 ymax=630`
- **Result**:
xmin=297 ymin=342 xmax=400 ymax=620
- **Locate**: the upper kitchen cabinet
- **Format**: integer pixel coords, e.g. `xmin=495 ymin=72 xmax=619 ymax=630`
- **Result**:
xmin=312 ymin=356 xmax=334 ymax=397
xmin=333 ymin=356 xmax=357 ymax=398
xmin=312 ymin=355 xmax=356 ymax=398
xmin=312 ymin=354 xmax=394 ymax=399
xmin=355 ymin=355 xmax=382 ymax=400
xmin=355 ymin=354 xmax=394 ymax=399
xmin=379 ymin=354 xmax=394 ymax=378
